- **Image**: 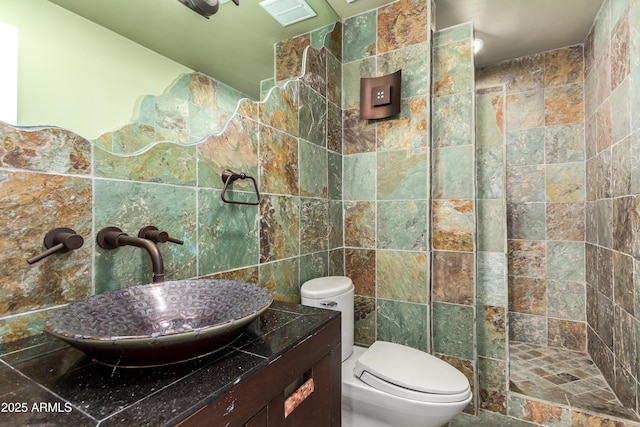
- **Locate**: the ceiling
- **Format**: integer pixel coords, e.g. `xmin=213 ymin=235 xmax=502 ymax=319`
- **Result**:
xmin=436 ymin=0 xmax=604 ymax=68
xmin=48 ymin=0 xmax=605 ymax=99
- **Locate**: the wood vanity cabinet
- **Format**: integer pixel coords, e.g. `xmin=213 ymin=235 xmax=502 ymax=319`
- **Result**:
xmin=179 ymin=315 xmax=341 ymax=427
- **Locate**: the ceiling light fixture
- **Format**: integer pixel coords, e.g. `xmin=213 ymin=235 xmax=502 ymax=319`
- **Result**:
xmin=473 ymin=38 xmax=484 ymax=54
xmin=177 ymin=0 xmax=239 ymax=19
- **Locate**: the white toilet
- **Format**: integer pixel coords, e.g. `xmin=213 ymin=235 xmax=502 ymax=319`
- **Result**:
xmin=301 ymin=276 xmax=472 ymax=427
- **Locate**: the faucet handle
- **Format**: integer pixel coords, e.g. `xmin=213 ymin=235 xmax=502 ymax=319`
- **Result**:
xmin=138 ymin=226 xmax=184 ymax=245
xmin=27 ymin=228 xmax=85 ymax=264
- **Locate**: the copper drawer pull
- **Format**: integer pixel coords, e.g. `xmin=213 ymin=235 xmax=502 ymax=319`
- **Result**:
xmin=284 ymin=378 xmax=314 ymax=418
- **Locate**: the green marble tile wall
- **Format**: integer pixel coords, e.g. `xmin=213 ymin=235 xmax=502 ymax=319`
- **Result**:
xmin=0 ymin=23 xmax=342 ymax=343
xmin=339 ymin=0 xmax=433 ymax=357
xmin=432 ymin=22 xmax=478 ymax=415
xmin=583 ymin=0 xmax=640 ymax=416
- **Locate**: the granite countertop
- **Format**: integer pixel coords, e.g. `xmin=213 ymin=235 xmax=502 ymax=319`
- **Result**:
xmin=0 ymin=301 xmax=339 ymax=426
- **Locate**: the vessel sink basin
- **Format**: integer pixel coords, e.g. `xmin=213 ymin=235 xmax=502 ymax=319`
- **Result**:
xmin=45 ymin=279 xmax=273 ymax=367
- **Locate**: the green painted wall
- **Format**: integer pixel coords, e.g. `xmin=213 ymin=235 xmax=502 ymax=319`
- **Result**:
xmin=1 ymin=0 xmax=192 ymax=138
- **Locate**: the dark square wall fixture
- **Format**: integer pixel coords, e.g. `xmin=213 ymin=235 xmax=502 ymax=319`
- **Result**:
xmin=360 ymin=70 xmax=402 ymax=119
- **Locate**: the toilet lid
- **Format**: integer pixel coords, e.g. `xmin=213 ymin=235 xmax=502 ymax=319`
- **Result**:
xmin=354 ymin=341 xmax=471 ymax=402
xmin=301 ymin=276 xmax=353 ymax=299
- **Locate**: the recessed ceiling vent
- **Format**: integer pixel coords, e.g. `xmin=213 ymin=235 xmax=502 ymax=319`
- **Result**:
xmin=259 ymin=0 xmax=317 ymax=26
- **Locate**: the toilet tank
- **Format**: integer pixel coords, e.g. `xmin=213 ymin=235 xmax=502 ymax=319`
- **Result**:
xmin=301 ymin=276 xmax=354 ymax=362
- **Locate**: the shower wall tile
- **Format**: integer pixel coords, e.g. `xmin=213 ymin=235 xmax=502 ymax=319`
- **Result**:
xmin=476 ymin=146 xmax=505 ymax=199
xmin=345 ymin=248 xmax=376 ymax=297
xmin=547 ymin=318 xmax=586 ymax=351
xmin=377 ymin=200 xmax=428 ymax=251
xmin=508 ymin=240 xmax=546 ymax=279
xmin=432 ymin=199 xmax=474 ymax=251
xmin=301 ymin=47 xmax=327 ymax=97
xmin=506 ymin=90 xmax=545 ymax=130
xmin=343 ymin=108 xmax=376 ymax=154
xmin=327 ymin=101 xmax=343 ymax=153
xmin=432 ymin=39 xmax=473 ymax=97
xmin=432 ymin=146 xmax=474 ymax=199
xmin=258 ymin=125 xmax=299 ymax=196
xmin=509 ymin=312 xmax=547 ymax=344
xmin=354 ymin=295 xmax=376 ymax=345
xmin=326 ymin=52 xmax=342 ymax=107
xmin=299 ymin=83 xmax=327 ymax=147
xmin=433 ymin=302 xmax=474 ymax=359
xmin=377 ymin=149 xmax=429 ymax=200
xmin=432 ymin=92 xmax=474 ymax=148
xmin=546 ymin=202 xmax=585 ymax=241
xmin=477 ymin=252 xmax=507 ymax=307
xmin=507 ymin=394 xmax=570 ymax=426
xmin=376 ymin=0 xmax=429 ymax=54
xmin=275 ymin=33 xmax=310 ymax=82
xmin=507 ymin=202 xmax=546 ymax=240
xmin=259 ymin=83 xmax=299 ymax=135
xmin=323 ymin=21 xmax=343 ymax=62
xmin=476 ymin=90 xmax=505 ymax=147
xmin=378 ymin=43 xmax=431 ymax=98
xmin=300 ymin=197 xmax=329 ymax=254
xmin=299 ymin=252 xmax=328 ymax=285
xmin=478 ymin=305 xmax=507 ymax=359
xmin=328 ymin=151 xmax=342 ymax=200
xmin=477 ymin=199 xmax=506 ymax=253
xmin=611 ymin=80 xmax=632 ymax=144
xmin=342 ymin=11 xmax=376 ymax=63
xmin=544 ymin=83 xmax=585 ymax=125
xmin=328 ymin=200 xmax=343 ymax=249
xmin=377 ymin=97 xmax=429 ymax=150
xmin=432 ymin=251 xmax=474 ymax=305
xmin=344 ymin=201 xmax=376 ymax=248
xmin=343 ymin=153 xmax=376 ymax=200
xmin=478 ymin=357 xmax=508 ymax=414
xmin=259 ymin=194 xmax=300 ymax=264
xmin=506 ymin=128 xmax=545 ymax=166
xmin=545 ymin=123 xmax=585 ymax=164
xmin=328 ymin=248 xmax=344 ymax=276
xmin=546 ymin=241 xmax=585 ymax=282
xmin=342 ymin=57 xmax=376 ymax=110
xmin=547 ymin=280 xmax=586 ymax=321
xmin=0 ymin=171 xmax=92 ymax=316
xmin=377 ymin=299 xmax=429 ymax=352
xmin=439 ymin=355 xmax=476 ymax=416
xmin=506 ymin=165 xmax=546 ymax=203
xmin=509 ymin=277 xmax=547 ymax=316
xmin=299 ymin=139 xmax=328 ymax=198
xmin=376 ymin=250 xmax=428 ymax=304
xmin=612 ymin=18 xmax=631 ymax=91
xmin=544 ymin=45 xmax=585 ymax=87
xmin=612 ymin=135 xmax=632 ymax=197
xmin=432 ymin=23 xmax=470 ymax=47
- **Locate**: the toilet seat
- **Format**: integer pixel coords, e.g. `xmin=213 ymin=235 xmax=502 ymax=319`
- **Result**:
xmin=354 ymin=341 xmax=471 ymax=403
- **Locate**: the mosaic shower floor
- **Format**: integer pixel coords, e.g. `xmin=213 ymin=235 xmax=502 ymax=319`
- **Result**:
xmin=509 ymin=341 xmax=640 ymax=422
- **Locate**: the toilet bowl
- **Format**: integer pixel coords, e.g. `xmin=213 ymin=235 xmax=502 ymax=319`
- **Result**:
xmin=301 ymin=276 xmax=472 ymax=427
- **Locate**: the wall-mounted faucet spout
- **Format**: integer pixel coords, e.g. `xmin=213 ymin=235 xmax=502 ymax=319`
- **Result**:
xmin=97 ymin=227 xmax=164 ymax=283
